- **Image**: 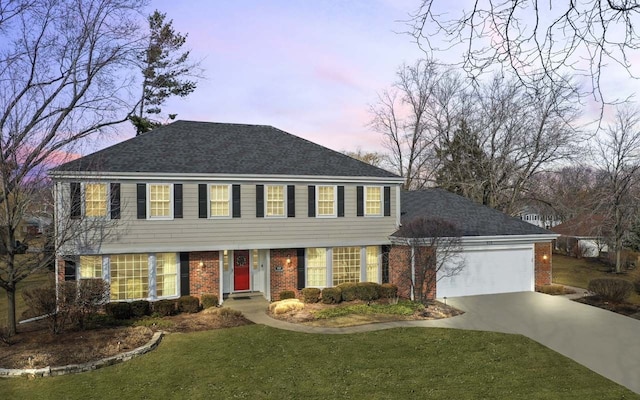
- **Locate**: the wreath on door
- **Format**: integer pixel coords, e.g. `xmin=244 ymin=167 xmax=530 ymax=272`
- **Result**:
xmin=236 ymin=255 xmax=247 ymax=266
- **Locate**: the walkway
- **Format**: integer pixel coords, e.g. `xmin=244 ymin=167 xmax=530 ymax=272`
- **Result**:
xmin=224 ymin=292 xmax=640 ymax=394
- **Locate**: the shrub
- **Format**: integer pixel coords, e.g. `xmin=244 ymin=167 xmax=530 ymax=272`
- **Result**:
xmin=201 ymin=294 xmax=219 ymax=309
xmin=301 ymin=287 xmax=321 ymax=303
xmin=178 ymin=295 xmax=200 ymax=313
xmin=537 ymin=284 xmax=566 ymax=295
xmin=378 ymin=283 xmax=398 ymax=299
xmin=338 ymin=282 xmax=358 ymax=302
xmin=321 ymin=286 xmax=342 ymax=304
xmin=130 ymin=300 xmax=151 ymax=317
xmin=202 ymin=307 xmax=243 ymax=318
xmin=355 ymin=282 xmax=380 ymax=301
xmin=279 ymin=290 xmax=296 ymax=300
xmin=588 ymin=278 xmax=633 ymax=303
xmin=269 ymin=299 xmax=305 ymax=315
xmin=634 ymin=280 xmax=640 ymax=295
xmin=105 ymin=302 xmax=132 ymax=320
xmin=153 ymin=299 xmax=177 ymax=316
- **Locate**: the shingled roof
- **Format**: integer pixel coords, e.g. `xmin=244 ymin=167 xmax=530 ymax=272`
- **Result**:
xmin=51 ymin=121 xmax=400 ymax=178
xmin=396 ymin=189 xmax=554 ymax=237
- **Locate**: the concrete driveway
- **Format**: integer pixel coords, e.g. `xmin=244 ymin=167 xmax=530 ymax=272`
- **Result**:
xmin=441 ymin=292 xmax=640 ymax=394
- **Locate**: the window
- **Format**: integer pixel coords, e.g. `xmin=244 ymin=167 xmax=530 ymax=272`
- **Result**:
xmin=307 ymin=248 xmax=327 ymax=287
xmin=266 ymin=185 xmax=285 ymax=217
xmin=85 ymin=183 xmax=107 ymax=217
xmin=110 ymin=254 xmax=149 ymax=300
xmin=210 ymin=185 xmax=230 ymax=217
xmin=79 ymin=255 xmax=102 ymax=279
xmin=156 ymin=253 xmax=177 ymax=298
xmin=317 ymin=186 xmax=335 ymax=217
xmin=332 ymin=247 xmax=360 ymax=285
xmin=149 ymin=184 xmax=172 ymax=218
xmin=365 ymin=186 xmax=382 ymax=216
xmin=223 ymin=250 xmax=229 ymax=271
xmin=365 ymin=246 xmax=379 ymax=282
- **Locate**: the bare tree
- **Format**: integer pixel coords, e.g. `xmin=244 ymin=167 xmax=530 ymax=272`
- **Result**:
xmin=593 ymin=106 xmax=640 ymax=273
xmin=343 ymin=148 xmax=387 ymax=169
xmin=410 ymin=1 xmax=640 ymax=107
xmin=392 ymin=216 xmax=465 ymax=303
xmin=0 ymin=0 xmax=146 ymax=336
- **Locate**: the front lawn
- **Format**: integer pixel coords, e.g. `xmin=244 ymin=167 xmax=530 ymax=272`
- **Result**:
xmin=553 ymin=254 xmax=640 ymax=304
xmin=0 ymin=271 xmax=51 ymax=326
xmin=1 ymin=325 xmax=636 ymax=399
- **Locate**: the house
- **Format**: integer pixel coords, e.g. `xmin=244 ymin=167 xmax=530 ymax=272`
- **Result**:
xmin=517 ymin=205 xmax=563 ymax=230
xmin=49 ymin=121 xmax=556 ymax=303
xmin=551 ymin=215 xmax=609 ymax=257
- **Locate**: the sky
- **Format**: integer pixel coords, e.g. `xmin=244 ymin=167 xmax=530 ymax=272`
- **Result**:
xmin=112 ymin=0 xmax=425 ymax=154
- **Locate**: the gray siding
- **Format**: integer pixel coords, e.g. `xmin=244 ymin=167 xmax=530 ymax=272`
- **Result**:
xmin=58 ymin=181 xmax=400 ymax=254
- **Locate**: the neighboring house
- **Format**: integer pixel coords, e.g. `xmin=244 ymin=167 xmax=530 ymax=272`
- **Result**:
xmin=517 ymin=205 xmax=563 ymax=230
xmin=551 ymin=215 xmax=609 ymax=258
xmin=49 ymin=120 xmax=556 ymax=303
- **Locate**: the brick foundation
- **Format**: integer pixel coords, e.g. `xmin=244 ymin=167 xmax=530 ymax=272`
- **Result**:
xmin=188 ymin=251 xmax=220 ymax=298
xmin=535 ymin=242 xmax=552 ymax=287
xmin=269 ymin=249 xmax=299 ymax=301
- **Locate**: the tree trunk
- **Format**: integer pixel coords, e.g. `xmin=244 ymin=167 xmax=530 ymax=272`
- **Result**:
xmin=6 ymin=287 xmax=16 ymax=336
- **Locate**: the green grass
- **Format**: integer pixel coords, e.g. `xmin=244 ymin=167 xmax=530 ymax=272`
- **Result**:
xmin=0 ymin=271 xmax=52 ymax=327
xmin=313 ymin=300 xmax=424 ymax=319
xmin=0 ymin=325 xmax=637 ymax=399
xmin=553 ymin=254 xmax=640 ymax=304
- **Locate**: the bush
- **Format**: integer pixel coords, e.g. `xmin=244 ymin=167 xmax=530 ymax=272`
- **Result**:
xmin=269 ymin=299 xmax=305 ymax=315
xmin=537 ymin=284 xmax=566 ymax=295
xmin=379 ymin=283 xmax=398 ymax=299
xmin=355 ymin=282 xmax=380 ymax=301
xmin=634 ymin=280 xmax=640 ymax=295
xmin=588 ymin=278 xmax=633 ymax=303
xmin=201 ymin=294 xmax=219 ymax=309
xmin=178 ymin=295 xmax=201 ymax=313
xmin=321 ymin=287 xmax=342 ymax=304
xmin=301 ymin=287 xmax=321 ymax=303
xmin=153 ymin=299 xmax=177 ymax=316
xmin=279 ymin=290 xmax=296 ymax=300
xmin=130 ymin=300 xmax=151 ymax=317
xmin=105 ymin=302 xmax=132 ymax=320
xmin=338 ymin=283 xmax=358 ymax=302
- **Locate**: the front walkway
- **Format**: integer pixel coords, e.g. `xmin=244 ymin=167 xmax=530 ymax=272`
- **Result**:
xmin=224 ymin=292 xmax=640 ymax=394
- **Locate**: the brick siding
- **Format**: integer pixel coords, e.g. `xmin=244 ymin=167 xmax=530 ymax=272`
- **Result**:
xmin=188 ymin=251 xmax=220 ymax=299
xmin=269 ymin=248 xmax=299 ymax=300
xmin=534 ymin=242 xmax=552 ymax=287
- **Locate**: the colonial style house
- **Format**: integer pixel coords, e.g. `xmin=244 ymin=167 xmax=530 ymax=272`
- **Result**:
xmin=50 ymin=121 xmax=555 ymax=303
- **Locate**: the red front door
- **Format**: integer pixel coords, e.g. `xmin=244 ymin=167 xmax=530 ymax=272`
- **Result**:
xmin=233 ymin=250 xmax=250 ymax=291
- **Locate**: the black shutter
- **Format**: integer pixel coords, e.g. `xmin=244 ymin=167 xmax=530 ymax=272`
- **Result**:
xmin=308 ymin=186 xmax=316 ymax=217
xmin=381 ymin=245 xmax=390 ymax=284
xmin=232 ymin=184 xmax=241 ymax=218
xmin=337 ymin=186 xmax=345 ymax=217
xmin=384 ymin=186 xmax=391 ymax=217
xmin=110 ymin=183 xmax=121 ymax=219
xmin=256 ymin=185 xmax=264 ymax=218
xmin=70 ymin=182 xmax=81 ymax=219
xmin=287 ymin=185 xmax=295 ymax=217
xmin=64 ymin=259 xmax=77 ymax=281
xmin=136 ymin=183 xmax=146 ymax=219
xmin=179 ymin=252 xmax=190 ymax=296
xmin=356 ymin=186 xmax=364 ymax=217
xmin=198 ymin=184 xmax=207 ymax=218
xmin=174 ymin=184 xmax=183 ymax=218
xmin=296 ymin=248 xmax=305 ymax=290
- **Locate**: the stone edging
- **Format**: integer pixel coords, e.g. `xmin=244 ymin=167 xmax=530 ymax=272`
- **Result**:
xmin=0 ymin=331 xmax=163 ymax=378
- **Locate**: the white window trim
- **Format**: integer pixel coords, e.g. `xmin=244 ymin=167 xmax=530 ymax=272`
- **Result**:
xmin=83 ymin=182 xmax=110 ymax=219
xmin=315 ymin=185 xmax=337 ymax=218
xmin=364 ymin=186 xmax=383 ymax=217
xmin=305 ymin=247 xmax=328 ymax=288
xmin=106 ymin=253 xmax=180 ymax=302
xmin=208 ymin=183 xmax=232 ymax=219
xmin=265 ymin=184 xmax=287 ymax=219
xmin=154 ymin=253 xmax=180 ymax=300
xmin=147 ymin=183 xmax=174 ymax=220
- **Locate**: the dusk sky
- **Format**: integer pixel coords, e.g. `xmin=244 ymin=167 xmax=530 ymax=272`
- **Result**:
xmin=100 ymin=1 xmax=640 ymax=155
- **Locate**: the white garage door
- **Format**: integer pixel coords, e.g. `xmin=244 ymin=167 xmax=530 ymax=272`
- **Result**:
xmin=436 ymin=247 xmax=534 ymax=298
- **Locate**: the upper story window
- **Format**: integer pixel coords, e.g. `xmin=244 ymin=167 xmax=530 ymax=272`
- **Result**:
xmin=365 ymin=186 xmax=382 ymax=216
xmin=317 ymin=186 xmax=336 ymax=217
xmin=266 ymin=185 xmax=285 ymax=217
xmin=210 ymin=184 xmax=230 ymax=217
xmin=70 ymin=182 xmax=120 ymax=220
xmin=85 ymin=183 xmax=107 ymax=217
xmin=149 ymin=184 xmax=172 ymax=219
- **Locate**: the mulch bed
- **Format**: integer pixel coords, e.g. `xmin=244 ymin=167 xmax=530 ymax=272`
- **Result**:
xmin=574 ymin=296 xmax=640 ymax=318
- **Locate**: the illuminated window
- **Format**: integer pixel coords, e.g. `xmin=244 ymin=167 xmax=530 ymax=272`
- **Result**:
xmin=306 ymin=248 xmax=327 ymax=287
xmin=110 ymin=254 xmax=149 ymax=300
xmin=79 ymin=255 xmax=102 ymax=279
xmin=149 ymin=184 xmax=172 ymax=218
xmin=317 ymin=186 xmax=335 ymax=217
xmin=266 ymin=185 xmax=285 ymax=217
xmin=252 ymin=249 xmax=259 ymax=270
xmin=223 ymin=250 xmax=229 ymax=271
xmin=210 ymin=185 xmax=230 ymax=217
xmin=156 ymin=253 xmax=177 ymax=297
xmin=332 ymin=247 xmax=360 ymax=285
xmin=365 ymin=187 xmax=382 ymax=216
xmin=85 ymin=183 xmax=107 ymax=217
xmin=365 ymin=246 xmax=379 ymax=282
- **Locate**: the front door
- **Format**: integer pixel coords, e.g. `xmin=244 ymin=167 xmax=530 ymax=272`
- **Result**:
xmin=234 ymin=250 xmax=250 ymax=291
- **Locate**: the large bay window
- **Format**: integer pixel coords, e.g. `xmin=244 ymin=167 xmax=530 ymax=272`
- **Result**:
xmin=210 ymin=185 xmax=230 ymax=217
xmin=317 ymin=186 xmax=336 ymax=217
xmin=306 ymin=246 xmax=381 ymax=287
xmin=85 ymin=183 xmax=107 ymax=217
xmin=307 ymin=248 xmax=327 ymax=287
xmin=266 ymin=185 xmax=285 ymax=217
xmin=110 ymin=254 xmax=149 ymax=300
xmin=149 ymin=184 xmax=172 ymax=218
xmin=156 ymin=253 xmax=177 ymax=298
xmin=332 ymin=247 xmax=360 ymax=286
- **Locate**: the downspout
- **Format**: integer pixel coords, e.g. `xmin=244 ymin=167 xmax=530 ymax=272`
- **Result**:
xmin=410 ymin=242 xmax=415 ymax=301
